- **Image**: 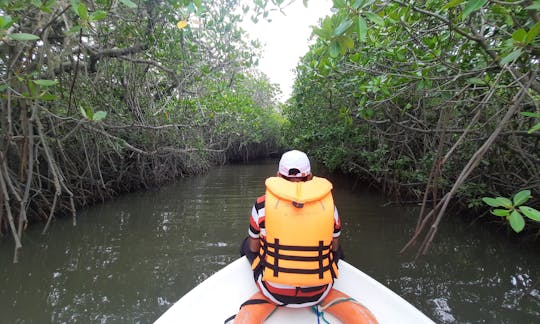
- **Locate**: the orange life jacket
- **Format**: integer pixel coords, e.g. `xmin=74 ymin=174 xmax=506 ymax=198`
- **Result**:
xmin=254 ymin=176 xmax=339 ymax=287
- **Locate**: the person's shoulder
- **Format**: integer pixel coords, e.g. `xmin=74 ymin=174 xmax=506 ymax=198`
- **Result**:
xmin=252 ymin=195 xmax=265 ymax=212
xmin=256 ymin=194 xmax=266 ymax=204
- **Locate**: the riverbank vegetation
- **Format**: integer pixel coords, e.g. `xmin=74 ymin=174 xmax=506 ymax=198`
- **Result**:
xmin=0 ymin=0 xmax=283 ymax=261
xmin=282 ymin=0 xmax=540 ymax=254
xmin=2 ymin=0 xmax=539 ymax=261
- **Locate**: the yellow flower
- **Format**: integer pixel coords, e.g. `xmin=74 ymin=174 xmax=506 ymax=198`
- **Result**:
xmin=176 ymin=20 xmax=188 ymax=29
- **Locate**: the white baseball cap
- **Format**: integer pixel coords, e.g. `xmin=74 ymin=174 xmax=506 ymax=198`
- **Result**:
xmin=278 ymin=150 xmax=311 ymax=177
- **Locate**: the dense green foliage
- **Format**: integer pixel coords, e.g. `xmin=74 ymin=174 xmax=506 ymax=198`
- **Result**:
xmin=0 ymin=0 xmax=283 ymax=260
xmin=2 ymin=0 xmax=539 ymax=259
xmin=281 ymin=0 xmax=539 ymax=249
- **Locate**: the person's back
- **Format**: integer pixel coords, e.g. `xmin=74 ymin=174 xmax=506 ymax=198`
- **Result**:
xmin=234 ymin=150 xmax=377 ymax=323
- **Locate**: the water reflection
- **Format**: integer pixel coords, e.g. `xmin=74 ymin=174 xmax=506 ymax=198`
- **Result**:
xmin=0 ymin=159 xmax=538 ymax=323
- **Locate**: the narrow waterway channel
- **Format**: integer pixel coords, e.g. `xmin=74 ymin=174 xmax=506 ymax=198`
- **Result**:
xmin=0 ymin=159 xmax=538 ymax=323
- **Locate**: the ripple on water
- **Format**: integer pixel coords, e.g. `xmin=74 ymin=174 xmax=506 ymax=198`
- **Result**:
xmin=429 ymin=297 xmax=456 ymax=323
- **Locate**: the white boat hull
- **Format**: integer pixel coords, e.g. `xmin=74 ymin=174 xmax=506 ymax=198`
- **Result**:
xmin=155 ymin=257 xmax=433 ymax=323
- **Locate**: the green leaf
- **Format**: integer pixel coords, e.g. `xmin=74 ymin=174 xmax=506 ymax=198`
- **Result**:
xmin=496 ymin=197 xmax=513 ymax=208
xmin=90 ymin=10 xmax=107 ymax=21
xmin=119 ymin=0 xmax=137 ymax=9
xmin=505 ymin=14 xmax=514 ymax=27
xmin=500 ymin=49 xmax=522 ymax=65
xmin=329 ymin=39 xmax=340 ymax=58
xmin=40 ymin=93 xmax=58 ymax=101
xmin=491 ymin=5 xmax=507 ymax=15
xmin=513 ymin=190 xmax=531 ymax=206
xmin=33 ymin=79 xmax=58 ymax=87
xmin=92 ymin=111 xmax=107 ymax=122
xmin=68 ymin=25 xmax=83 ymax=34
xmin=511 ymin=28 xmax=527 ymax=43
xmin=28 ymin=81 xmax=38 ymax=97
xmin=333 ymin=19 xmax=353 ymax=37
xmin=462 ymin=0 xmax=487 ymax=19
xmin=365 ymin=12 xmax=384 ymax=26
xmin=352 ymin=0 xmax=366 ymax=9
xmin=508 ymin=210 xmax=525 ymax=233
xmin=312 ymin=27 xmax=329 ymax=39
xmin=337 ymin=36 xmax=354 ymax=51
xmin=521 ymin=112 xmax=540 ymax=118
xmin=77 ymin=3 xmax=88 ymax=20
xmin=8 ymin=33 xmax=40 ymax=41
xmin=519 ymin=206 xmax=540 ymax=221
xmin=442 ymin=0 xmax=465 ymax=10
xmin=358 ymin=107 xmax=374 ymax=119
xmin=526 ymin=1 xmax=540 ymax=10
xmin=41 ymin=0 xmax=57 ymax=12
xmin=312 ymin=20 xmax=332 ymax=40
xmin=528 ymin=123 xmax=540 ymax=134
xmin=0 ymin=14 xmax=13 ymax=29
xmin=527 ymin=21 xmax=540 ymax=43
xmin=357 ymin=16 xmax=367 ymax=42
xmin=491 ymin=209 xmax=510 ymax=217
xmin=416 ymin=79 xmax=425 ymax=91
xmin=333 ymin=0 xmax=347 ymax=8
xmin=79 ymin=106 xmax=88 ymax=119
xmin=70 ymin=0 xmax=80 ymax=15
xmin=85 ymin=107 xmax=94 ymax=119
xmin=482 ymin=197 xmax=501 ymax=207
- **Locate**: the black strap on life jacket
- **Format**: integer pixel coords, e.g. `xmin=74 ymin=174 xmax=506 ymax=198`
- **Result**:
xmin=260 ymin=238 xmax=336 ymax=279
xmin=240 ymin=298 xmax=271 ymax=308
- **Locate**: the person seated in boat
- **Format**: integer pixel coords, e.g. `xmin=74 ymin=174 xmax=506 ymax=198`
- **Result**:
xmin=234 ymin=150 xmax=378 ymax=324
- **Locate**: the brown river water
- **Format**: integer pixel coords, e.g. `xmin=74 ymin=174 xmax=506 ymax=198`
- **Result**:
xmin=0 ymin=159 xmax=539 ymax=323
